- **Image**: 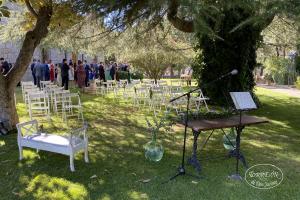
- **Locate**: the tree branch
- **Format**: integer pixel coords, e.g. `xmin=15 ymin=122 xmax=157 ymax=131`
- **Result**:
xmin=25 ymin=0 xmax=38 ymax=18
xmin=6 ymin=4 xmax=53 ymax=89
xmin=167 ymin=0 xmax=194 ymax=33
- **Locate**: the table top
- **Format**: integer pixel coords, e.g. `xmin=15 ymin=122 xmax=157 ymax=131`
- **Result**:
xmin=186 ymin=115 xmax=269 ymax=132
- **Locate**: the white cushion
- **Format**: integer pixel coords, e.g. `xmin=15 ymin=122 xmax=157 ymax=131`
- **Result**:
xmin=23 ymin=133 xmax=82 ymax=147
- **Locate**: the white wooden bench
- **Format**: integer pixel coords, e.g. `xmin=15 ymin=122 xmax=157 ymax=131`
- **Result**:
xmin=17 ymin=120 xmax=89 ymax=172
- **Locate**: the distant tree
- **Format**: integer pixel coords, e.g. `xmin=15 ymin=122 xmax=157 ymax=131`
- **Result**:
xmin=106 ymin=21 xmax=194 ymax=82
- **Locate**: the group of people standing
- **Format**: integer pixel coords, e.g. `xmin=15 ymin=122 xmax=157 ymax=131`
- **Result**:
xmin=30 ymin=58 xmax=130 ymax=90
xmin=30 ymin=59 xmax=55 ymax=88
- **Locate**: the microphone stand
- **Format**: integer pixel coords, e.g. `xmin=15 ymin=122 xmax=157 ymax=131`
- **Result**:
xmin=166 ymin=70 xmax=237 ymax=183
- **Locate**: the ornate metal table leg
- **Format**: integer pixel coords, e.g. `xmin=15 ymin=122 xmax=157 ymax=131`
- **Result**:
xmin=228 ymin=149 xmax=248 ymax=169
xmin=188 ymin=129 xmax=201 ymax=173
xmin=228 ymin=125 xmax=248 ymax=169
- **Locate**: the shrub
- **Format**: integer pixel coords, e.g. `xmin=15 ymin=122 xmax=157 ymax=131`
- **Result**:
xmin=117 ymin=71 xmax=130 ymax=80
xmin=264 ymin=57 xmax=294 ymax=85
xmin=130 ymin=71 xmax=144 ymax=80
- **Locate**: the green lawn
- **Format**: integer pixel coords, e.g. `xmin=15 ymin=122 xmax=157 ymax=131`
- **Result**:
xmin=0 ymin=86 xmax=299 ymax=200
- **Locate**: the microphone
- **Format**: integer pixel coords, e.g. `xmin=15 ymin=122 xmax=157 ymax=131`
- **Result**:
xmin=231 ymin=69 xmax=238 ymax=75
xmin=218 ymin=69 xmax=238 ymax=80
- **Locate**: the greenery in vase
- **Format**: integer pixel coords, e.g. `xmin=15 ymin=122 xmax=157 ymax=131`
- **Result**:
xmin=145 ymin=112 xmax=174 ymax=142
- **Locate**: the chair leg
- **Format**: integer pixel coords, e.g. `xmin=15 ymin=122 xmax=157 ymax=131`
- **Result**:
xmin=18 ymin=145 xmax=23 ymax=160
xmin=70 ymin=154 xmax=75 ymax=172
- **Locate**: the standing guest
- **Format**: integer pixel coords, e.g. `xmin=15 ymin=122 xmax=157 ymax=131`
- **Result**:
xmin=34 ymin=60 xmax=43 ymax=88
xmin=69 ymin=63 xmax=75 ymax=88
xmin=110 ymin=62 xmax=116 ymax=80
xmin=89 ymin=67 xmax=95 ymax=81
xmin=56 ymin=64 xmax=62 ymax=86
xmin=40 ymin=61 xmax=45 ymax=81
xmin=76 ymin=60 xmax=86 ymax=89
xmin=84 ymin=60 xmax=90 ymax=87
xmin=74 ymin=62 xmax=78 ymax=83
xmin=0 ymin=58 xmax=10 ymax=75
xmin=99 ymin=62 xmax=106 ymax=82
xmin=30 ymin=59 xmax=37 ymax=85
xmin=95 ymin=64 xmax=100 ymax=79
xmin=61 ymin=59 xmax=69 ymax=90
xmin=49 ymin=60 xmax=55 ymax=82
xmin=45 ymin=61 xmax=50 ymax=81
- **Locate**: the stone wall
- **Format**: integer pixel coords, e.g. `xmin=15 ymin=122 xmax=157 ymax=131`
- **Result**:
xmin=0 ymin=41 xmax=104 ymax=81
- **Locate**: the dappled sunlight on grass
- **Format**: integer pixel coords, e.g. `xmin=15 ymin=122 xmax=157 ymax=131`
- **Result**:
xmin=247 ymin=140 xmax=283 ymax=150
xmin=128 ymin=191 xmax=149 ymax=200
xmin=0 ymin=140 xmax=5 ymax=146
xmin=25 ymin=174 xmax=88 ymax=200
xmin=0 ymin=86 xmax=299 ymax=199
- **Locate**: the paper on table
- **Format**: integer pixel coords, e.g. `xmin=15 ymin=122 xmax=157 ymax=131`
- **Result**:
xmin=230 ymin=92 xmax=257 ymax=110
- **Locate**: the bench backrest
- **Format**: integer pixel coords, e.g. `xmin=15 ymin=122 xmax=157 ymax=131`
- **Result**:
xmin=16 ymin=120 xmax=39 ymax=138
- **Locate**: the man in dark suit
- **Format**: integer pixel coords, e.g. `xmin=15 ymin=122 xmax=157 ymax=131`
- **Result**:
xmin=84 ymin=60 xmax=90 ymax=87
xmin=0 ymin=58 xmax=10 ymax=75
xmin=30 ymin=59 xmax=37 ymax=85
xmin=61 ymin=59 xmax=69 ymax=90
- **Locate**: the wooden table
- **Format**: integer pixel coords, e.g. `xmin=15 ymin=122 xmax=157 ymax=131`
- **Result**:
xmin=185 ymin=115 xmax=268 ymax=173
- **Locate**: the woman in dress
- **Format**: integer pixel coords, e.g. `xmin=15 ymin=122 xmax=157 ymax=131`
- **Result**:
xmin=56 ymin=64 xmax=62 ymax=86
xmin=49 ymin=60 xmax=55 ymax=82
xmin=68 ymin=63 xmax=75 ymax=88
xmin=76 ymin=60 xmax=86 ymax=89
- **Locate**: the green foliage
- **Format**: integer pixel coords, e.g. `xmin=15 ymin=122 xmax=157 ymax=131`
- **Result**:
xmin=264 ymin=56 xmax=294 ymax=85
xmin=117 ymin=71 xmax=130 ymax=81
xmin=106 ymin=21 xmax=194 ymax=80
xmin=130 ymin=71 xmax=144 ymax=80
xmin=145 ymin=112 xmax=174 ymax=141
xmin=295 ymin=76 xmax=300 ymax=89
xmin=194 ymin=4 xmax=262 ymax=106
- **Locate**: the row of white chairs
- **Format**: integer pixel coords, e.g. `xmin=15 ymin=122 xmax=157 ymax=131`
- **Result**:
xmin=21 ymin=81 xmax=84 ymax=122
xmin=93 ymin=79 xmax=209 ymax=115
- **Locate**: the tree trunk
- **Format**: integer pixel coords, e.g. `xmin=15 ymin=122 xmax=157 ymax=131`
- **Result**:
xmin=0 ymin=5 xmax=52 ymax=128
xmin=0 ymin=80 xmax=17 ymax=129
xmin=41 ymin=48 xmax=50 ymax=63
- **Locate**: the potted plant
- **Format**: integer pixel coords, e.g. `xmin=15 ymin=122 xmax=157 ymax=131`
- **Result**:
xmin=144 ymin=112 xmax=173 ymax=162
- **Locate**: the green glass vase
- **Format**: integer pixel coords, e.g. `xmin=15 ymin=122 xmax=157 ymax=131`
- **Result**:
xmin=144 ymin=135 xmax=164 ymax=162
xmin=223 ymin=127 xmax=237 ymax=151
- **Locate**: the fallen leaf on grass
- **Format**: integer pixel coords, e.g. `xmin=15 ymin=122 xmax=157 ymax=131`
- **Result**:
xmin=137 ymin=179 xmax=151 ymax=183
xmin=90 ymin=175 xmax=97 ymax=179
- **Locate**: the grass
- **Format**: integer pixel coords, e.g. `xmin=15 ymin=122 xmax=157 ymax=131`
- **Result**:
xmin=0 ymin=86 xmax=300 ymax=200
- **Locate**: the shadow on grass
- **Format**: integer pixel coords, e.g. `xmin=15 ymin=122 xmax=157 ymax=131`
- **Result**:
xmin=0 ymin=88 xmax=299 ymax=199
